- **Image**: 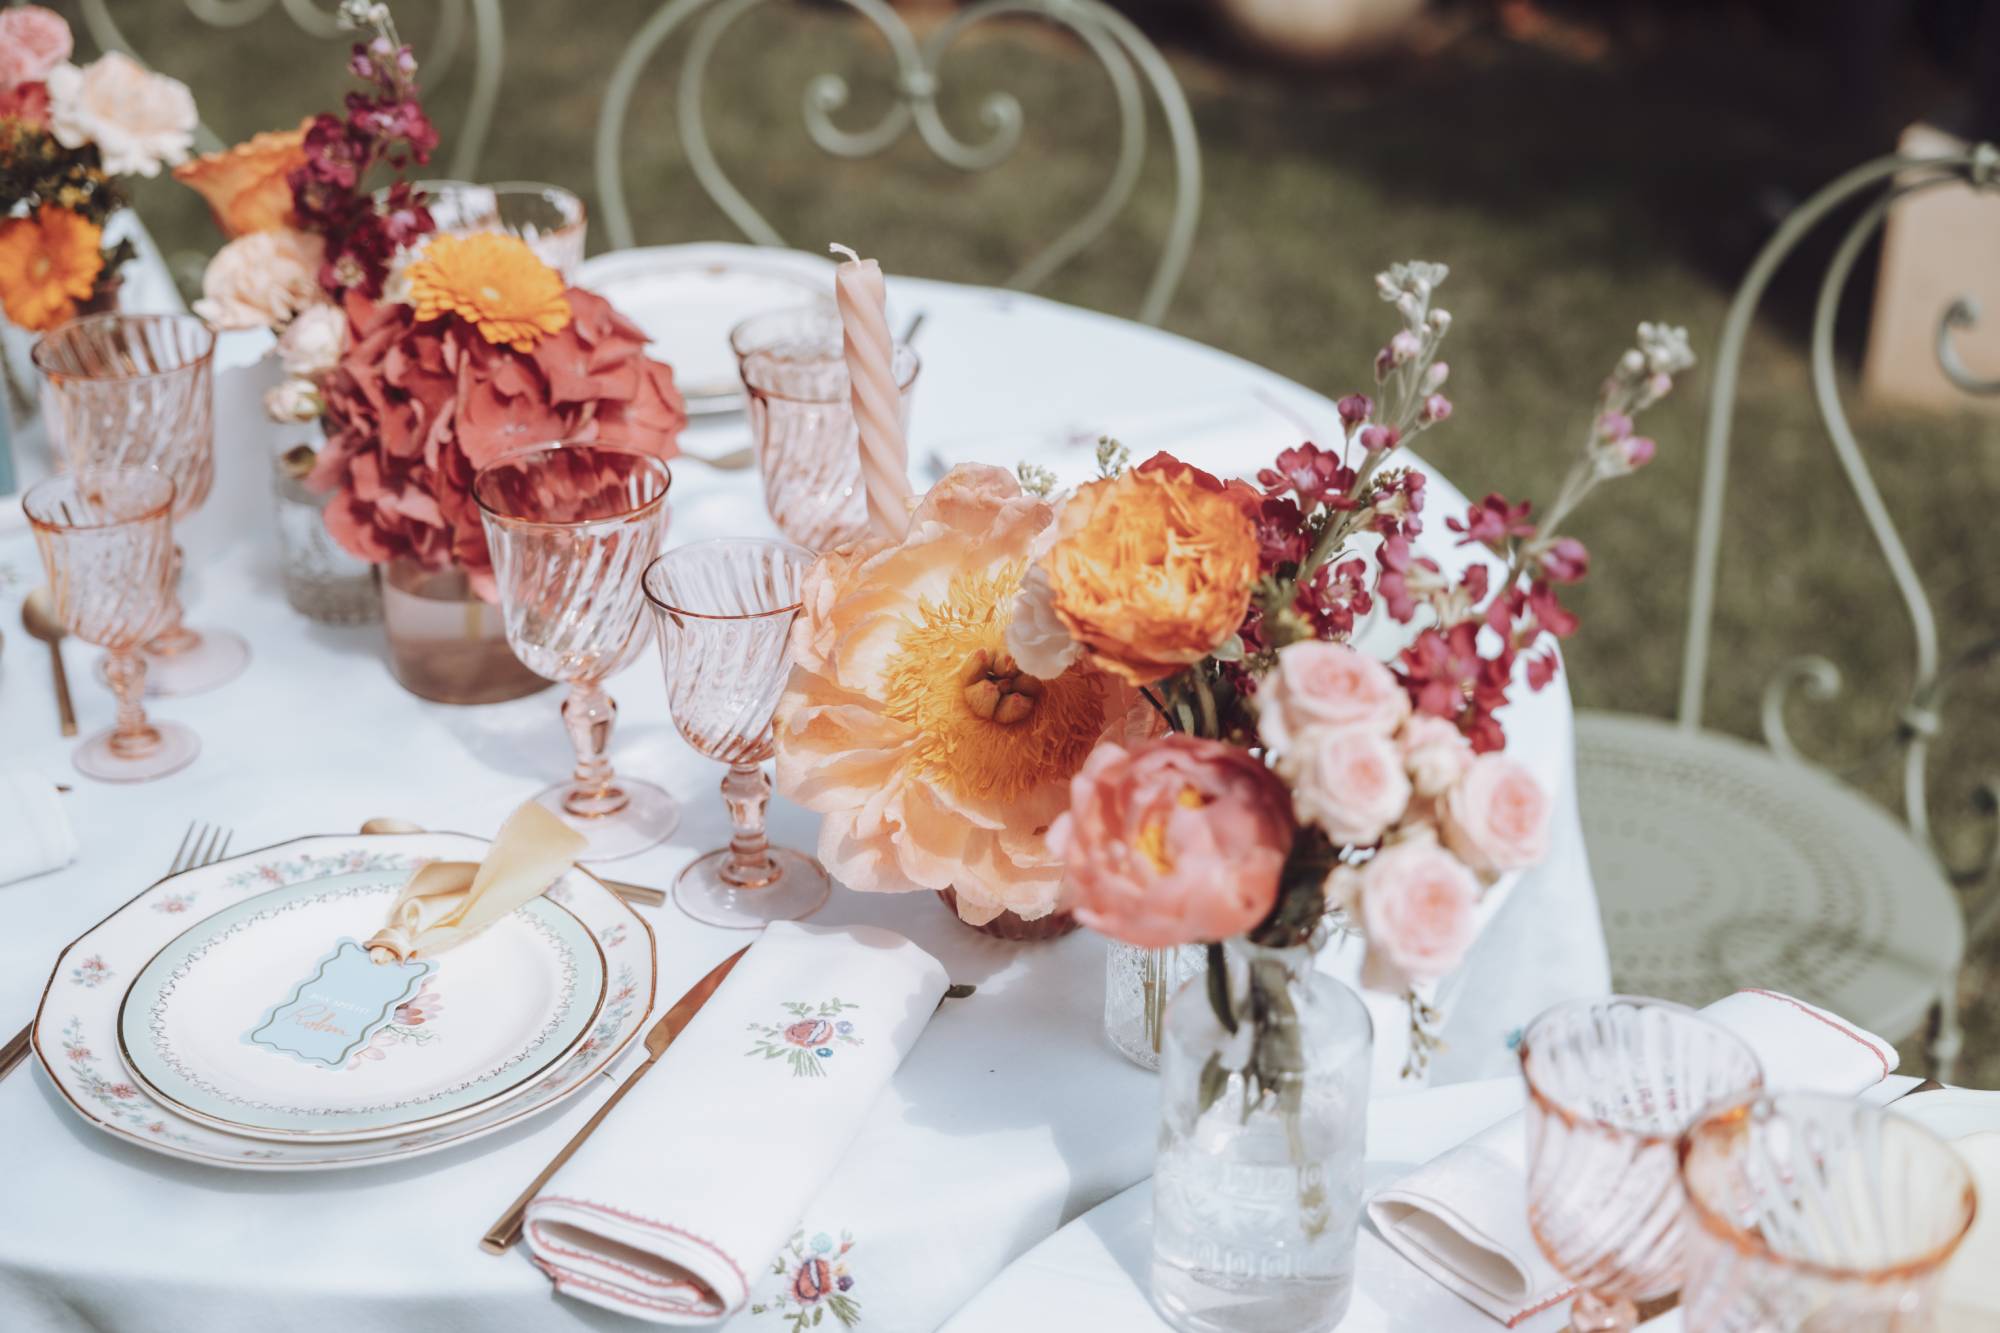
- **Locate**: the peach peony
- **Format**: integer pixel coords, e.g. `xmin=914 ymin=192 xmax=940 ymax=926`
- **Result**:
xmin=173 ymin=121 xmax=309 ymax=237
xmin=1351 ymin=833 xmax=1481 ymax=991
xmin=1440 ymin=754 xmax=1550 ymax=879
xmin=1051 ymin=734 xmax=1295 ymax=948
xmin=192 ymin=229 xmax=324 ymax=331
xmin=46 ymin=53 xmax=195 ymax=177
xmin=1040 ymin=452 xmax=1258 ymax=685
xmin=774 ymin=464 xmax=1152 ymax=925
xmin=0 ymin=7 xmax=70 ymax=92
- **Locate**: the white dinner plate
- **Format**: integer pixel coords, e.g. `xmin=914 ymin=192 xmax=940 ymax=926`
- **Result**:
xmin=33 ymin=832 xmax=656 ymax=1171
xmin=576 ymin=243 xmax=834 ymax=414
xmin=116 ymin=873 xmax=605 ymax=1143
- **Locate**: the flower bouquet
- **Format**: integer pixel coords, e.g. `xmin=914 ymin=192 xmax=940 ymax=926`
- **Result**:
xmin=0 ymin=6 xmax=196 ymax=421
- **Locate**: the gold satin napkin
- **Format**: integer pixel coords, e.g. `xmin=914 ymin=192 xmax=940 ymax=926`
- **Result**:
xmin=365 ymin=803 xmax=588 ymax=963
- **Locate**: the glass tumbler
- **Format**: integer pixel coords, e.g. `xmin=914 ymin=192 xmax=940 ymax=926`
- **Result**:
xmin=423 ymin=180 xmax=587 ymax=280
xmin=1519 ymin=996 xmax=1766 ymax=1332
xmin=24 ymin=467 xmax=198 ymax=781
xmin=1680 ymin=1092 xmax=1979 ymax=1332
xmin=643 ymin=537 xmax=829 ymax=927
xmin=474 ymin=444 xmax=677 ymax=860
xmin=34 ymin=313 xmax=248 ymax=696
xmin=738 ymin=313 xmax=918 ymax=551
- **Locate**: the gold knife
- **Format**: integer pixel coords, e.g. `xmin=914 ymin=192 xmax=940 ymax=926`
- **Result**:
xmin=480 ymin=945 xmax=751 ymax=1254
xmin=0 ymin=1025 xmax=28 ymax=1081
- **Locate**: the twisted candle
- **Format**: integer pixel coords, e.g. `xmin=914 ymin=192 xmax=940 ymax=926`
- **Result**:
xmin=830 ymin=243 xmax=912 ymax=541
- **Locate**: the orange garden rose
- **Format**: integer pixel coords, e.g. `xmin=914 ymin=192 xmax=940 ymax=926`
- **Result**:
xmin=775 ymin=465 xmax=1155 ymax=925
xmin=0 ymin=204 xmax=103 ymax=331
xmin=173 ymin=120 xmax=309 ymax=237
xmin=1041 ymin=453 xmax=1260 ymax=685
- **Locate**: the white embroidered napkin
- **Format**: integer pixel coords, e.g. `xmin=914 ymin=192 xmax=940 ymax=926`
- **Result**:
xmin=0 ymin=768 xmax=76 ymax=886
xmin=524 ymin=921 xmax=948 ymax=1325
xmin=1366 ymin=990 xmax=1899 ymax=1328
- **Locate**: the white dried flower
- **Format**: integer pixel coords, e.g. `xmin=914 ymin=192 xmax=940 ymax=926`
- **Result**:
xmin=277 ymin=303 xmax=347 ymax=379
xmin=264 ymin=378 xmax=323 ymax=424
xmin=1094 ymin=435 xmax=1130 ymax=478
xmin=1015 ymin=461 xmax=1057 ymax=498
xmin=337 ymin=1 xmax=391 ymax=31
xmin=1637 ymin=322 xmax=1695 ymax=377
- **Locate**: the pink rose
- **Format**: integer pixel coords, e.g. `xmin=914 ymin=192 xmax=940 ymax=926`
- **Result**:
xmin=1356 ymin=835 xmax=1481 ymax=990
xmin=1257 ymin=641 xmax=1410 ymax=754
xmin=1051 ymin=735 xmax=1295 ymax=948
xmin=1291 ymin=727 xmax=1411 ymax=847
xmin=0 ymin=7 xmax=70 ymax=91
xmin=1441 ymin=754 xmax=1550 ymax=878
xmin=783 ymin=1019 xmax=832 ymax=1048
xmin=1400 ymin=714 xmax=1474 ymax=799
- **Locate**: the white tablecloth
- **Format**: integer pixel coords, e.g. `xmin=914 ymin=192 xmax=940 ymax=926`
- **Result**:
xmin=0 ymin=258 xmax=1607 ymax=1332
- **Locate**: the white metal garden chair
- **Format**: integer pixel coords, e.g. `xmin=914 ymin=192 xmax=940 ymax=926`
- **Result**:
xmin=73 ymin=0 xmax=503 ymax=179
xmin=593 ymin=0 xmax=1201 ymax=325
xmin=1579 ymin=146 xmax=2000 ymax=1079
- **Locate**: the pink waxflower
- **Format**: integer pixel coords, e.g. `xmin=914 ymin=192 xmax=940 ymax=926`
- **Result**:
xmin=1620 ymin=436 xmax=1657 ymax=471
xmin=0 ymin=7 xmax=70 ymax=91
xmin=1448 ymin=493 xmax=1535 ymax=549
xmin=1256 ymin=641 xmax=1410 ymax=753
xmin=1290 ymin=727 xmax=1411 ymax=847
xmin=1359 ymin=424 xmax=1399 ymax=453
xmin=1400 ymin=714 xmax=1474 ymax=799
xmin=1051 ymin=736 xmax=1295 ymax=948
xmin=1336 ymin=393 xmax=1373 ymax=427
xmin=1419 ymin=393 xmax=1452 ymax=425
xmin=1352 ymin=834 xmax=1481 ymax=990
xmin=1441 ymin=754 xmax=1550 ymax=879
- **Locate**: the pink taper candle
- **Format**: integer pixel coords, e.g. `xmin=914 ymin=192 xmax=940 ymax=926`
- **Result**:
xmin=830 ymin=243 xmax=912 ymax=541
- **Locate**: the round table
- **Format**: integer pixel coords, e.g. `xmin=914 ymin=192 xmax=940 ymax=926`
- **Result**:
xmin=0 ymin=252 xmax=1607 ymax=1333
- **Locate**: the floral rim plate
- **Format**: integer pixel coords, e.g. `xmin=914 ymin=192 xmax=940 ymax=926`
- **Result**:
xmin=114 ymin=871 xmax=606 ymax=1143
xmin=33 ymin=832 xmax=656 ymax=1171
xmin=576 ymin=243 xmax=834 ymax=413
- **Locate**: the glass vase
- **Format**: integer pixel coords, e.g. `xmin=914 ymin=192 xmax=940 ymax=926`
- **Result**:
xmin=379 ymin=558 xmax=550 ymax=704
xmin=270 ymin=426 xmax=379 ymax=624
xmin=1152 ymin=941 xmax=1372 ymax=1333
xmin=1105 ymin=940 xmax=1206 ymax=1069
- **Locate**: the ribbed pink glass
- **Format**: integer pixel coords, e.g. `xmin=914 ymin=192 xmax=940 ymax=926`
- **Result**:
xmin=24 ymin=467 xmax=199 ymax=782
xmin=1519 ymin=997 xmax=1765 ymax=1332
xmin=34 ymin=313 xmax=247 ymax=696
xmin=1680 ymin=1093 xmax=1977 ymax=1332
xmin=642 ymin=538 xmax=829 ymax=928
xmin=738 ymin=312 xmax=918 ymax=551
xmin=474 ymin=444 xmax=676 ymax=861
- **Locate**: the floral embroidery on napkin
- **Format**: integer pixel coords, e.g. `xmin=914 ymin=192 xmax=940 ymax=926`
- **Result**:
xmin=69 ymin=955 xmax=113 ymax=988
xmin=747 ymin=1000 xmax=861 ymax=1077
xmin=751 ymin=1229 xmax=859 ymax=1329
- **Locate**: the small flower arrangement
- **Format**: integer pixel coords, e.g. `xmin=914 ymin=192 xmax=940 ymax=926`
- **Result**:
xmin=776 ymin=260 xmax=1691 ymax=1085
xmin=172 ymin=0 xmax=685 ymax=593
xmin=0 ymin=6 xmax=198 ymax=331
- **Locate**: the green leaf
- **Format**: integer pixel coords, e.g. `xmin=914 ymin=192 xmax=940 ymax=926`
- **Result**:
xmin=1204 ymin=942 xmax=1235 ymax=1034
xmin=1197 ymin=1052 xmax=1228 ymax=1114
xmin=1211 ymin=633 xmax=1245 ymax=663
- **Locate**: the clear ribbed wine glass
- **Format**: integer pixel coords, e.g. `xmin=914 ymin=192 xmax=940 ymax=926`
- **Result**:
xmin=34 ymin=313 xmax=247 ymax=696
xmin=474 ymin=443 xmax=677 ymax=861
xmin=24 ymin=467 xmax=198 ymax=782
xmin=1519 ymin=997 xmax=1765 ymax=1332
xmin=737 ymin=312 xmax=918 ymax=551
xmin=642 ymin=537 xmax=828 ymax=928
xmin=1680 ymin=1093 xmax=1978 ymax=1332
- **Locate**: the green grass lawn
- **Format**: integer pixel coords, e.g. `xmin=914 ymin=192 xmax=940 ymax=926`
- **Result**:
xmin=87 ymin=0 xmax=2000 ymax=1079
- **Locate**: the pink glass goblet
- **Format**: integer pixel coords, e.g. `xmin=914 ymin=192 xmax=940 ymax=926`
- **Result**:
xmin=1519 ymin=996 xmax=1766 ymax=1332
xmin=24 ymin=467 xmax=199 ymax=782
xmin=1681 ymin=1093 xmax=1978 ymax=1333
xmin=34 ymin=313 xmax=248 ymax=696
xmin=738 ymin=314 xmax=918 ymax=551
xmin=474 ymin=444 xmax=678 ymax=861
xmin=642 ymin=538 xmax=829 ymax=928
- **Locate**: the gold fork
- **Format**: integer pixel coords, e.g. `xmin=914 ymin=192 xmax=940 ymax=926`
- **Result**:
xmin=0 ymin=821 xmax=235 ymax=1082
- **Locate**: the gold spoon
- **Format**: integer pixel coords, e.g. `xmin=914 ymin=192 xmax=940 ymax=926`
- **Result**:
xmin=20 ymin=589 xmax=77 ymax=738
xmin=358 ymin=816 xmax=666 ymax=907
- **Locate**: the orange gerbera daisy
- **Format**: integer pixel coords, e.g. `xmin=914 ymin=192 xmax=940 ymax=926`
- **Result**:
xmin=173 ymin=119 xmax=309 ymax=237
xmin=0 ymin=205 xmax=104 ymax=332
xmin=406 ymin=233 xmax=570 ymax=353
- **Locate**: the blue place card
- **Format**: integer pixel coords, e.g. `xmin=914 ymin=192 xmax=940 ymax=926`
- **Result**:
xmin=245 ymin=939 xmax=434 ymax=1069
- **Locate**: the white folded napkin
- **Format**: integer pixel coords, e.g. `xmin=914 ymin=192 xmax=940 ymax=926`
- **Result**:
xmin=1366 ymin=990 xmax=1898 ymax=1328
xmin=524 ymin=921 xmax=948 ymax=1325
xmin=0 ymin=769 xmax=76 ymax=886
